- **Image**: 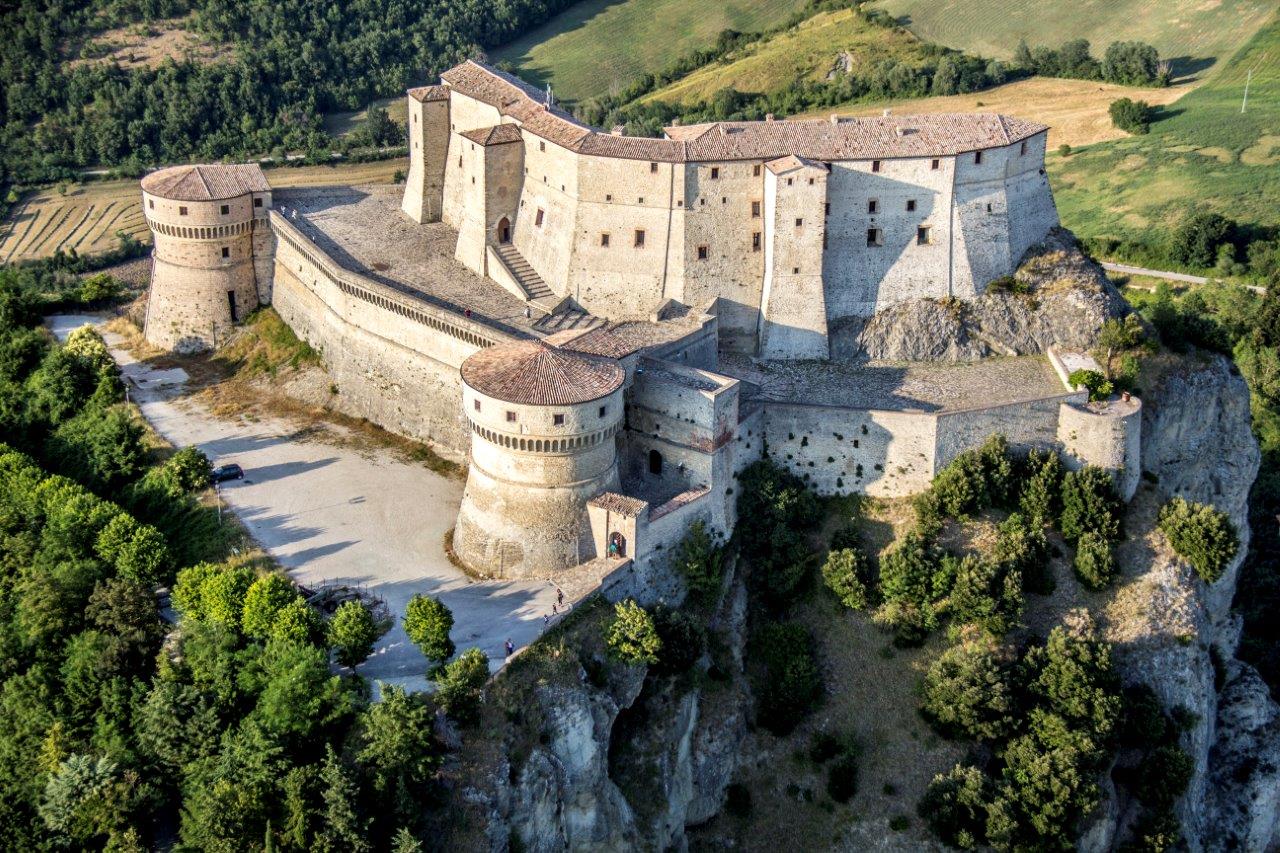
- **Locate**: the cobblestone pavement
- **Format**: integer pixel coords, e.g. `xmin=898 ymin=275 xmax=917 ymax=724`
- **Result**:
xmin=49 ymin=315 xmax=567 ymax=695
xmin=718 ymin=352 xmax=1067 ymax=411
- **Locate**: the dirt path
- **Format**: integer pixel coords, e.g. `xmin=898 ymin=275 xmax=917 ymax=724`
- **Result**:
xmin=49 ymin=315 xmax=564 ymax=694
xmin=1102 ymin=262 xmax=1267 ymax=295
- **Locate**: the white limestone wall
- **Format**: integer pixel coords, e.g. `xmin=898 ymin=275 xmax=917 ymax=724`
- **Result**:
xmin=513 ymin=134 xmax=582 ymax=295
xmin=823 ymin=155 xmax=954 ymax=317
xmin=441 ymin=91 xmax=503 ymax=238
xmin=1057 ymin=397 xmax=1143 ymax=501
xmin=933 ymin=391 xmax=1083 ymax=468
xmin=1004 ymin=132 xmax=1058 ymax=267
xmin=402 ymin=95 xmax=450 ymax=223
xmin=759 ymin=164 xmax=829 ymax=359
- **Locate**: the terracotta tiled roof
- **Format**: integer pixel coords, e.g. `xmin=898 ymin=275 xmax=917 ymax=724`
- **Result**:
xmin=408 ymin=85 xmax=448 ymax=102
xmin=667 ymin=115 xmax=1047 ymax=161
xmin=765 ymin=154 xmax=829 ymax=175
xmin=434 ymin=61 xmax=1047 ymax=164
xmin=461 ymin=340 xmax=624 ymax=405
xmin=588 ymin=492 xmax=648 ymax=517
xmin=460 ymin=123 xmax=523 ymax=146
xmin=141 ymin=164 xmax=270 ymax=201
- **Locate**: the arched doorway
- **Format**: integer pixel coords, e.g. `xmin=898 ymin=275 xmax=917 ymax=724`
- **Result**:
xmin=497 ymin=217 xmax=511 ymax=244
xmin=609 ymin=531 xmax=627 ymax=557
xmin=648 ymin=449 xmax=663 ymax=475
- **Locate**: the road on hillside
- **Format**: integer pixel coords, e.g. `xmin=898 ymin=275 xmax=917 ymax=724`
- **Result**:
xmin=1102 ymin=262 xmax=1268 ymax=295
xmin=49 ymin=315 xmax=561 ymax=695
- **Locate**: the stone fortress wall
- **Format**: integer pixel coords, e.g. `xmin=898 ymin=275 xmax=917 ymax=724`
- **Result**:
xmin=408 ymin=61 xmax=1060 ymax=356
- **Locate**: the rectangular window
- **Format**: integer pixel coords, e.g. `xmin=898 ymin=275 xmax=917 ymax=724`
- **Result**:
xmin=868 ymin=199 xmax=878 ymax=214
xmin=253 ymin=198 xmax=263 ymax=208
xmin=178 ymin=206 xmax=188 ymax=216
xmin=751 ymin=200 xmax=761 ymax=218
xmin=974 ymin=150 xmax=984 ymax=164
xmin=638 ymin=197 xmax=644 ymax=204
xmin=227 ymin=291 xmax=237 ymax=322
xmin=598 ymin=405 xmax=607 ymax=418
xmin=824 ymin=202 xmax=830 ymax=216
xmin=506 ymin=411 xmax=517 ymax=423
xmin=808 ymin=178 xmax=814 ymax=186
xmin=786 ymin=178 xmax=793 ymax=186
xmin=795 ymin=218 xmax=803 ymax=228
xmin=535 ymin=208 xmax=545 ymax=227
xmin=752 ymin=232 xmax=761 ymax=252
xmin=221 ymin=247 xmax=229 ymax=258
xmin=792 ymin=266 xmax=800 ymax=275
xmin=1020 ymin=141 xmax=1028 ymax=156
xmin=606 ymin=194 xmax=612 ymax=201
xmin=474 ymin=399 xmax=481 ymax=412
xmin=917 ymin=226 xmax=932 ymax=245
xmin=697 ymin=245 xmax=709 ymax=260
xmin=753 ymin=164 xmax=762 ymax=177
xmin=867 ymin=228 xmax=882 ymax=247
xmin=539 ymin=141 xmax=546 ymax=152
xmin=220 ymin=204 xmax=229 ymax=215
xmin=650 ymin=162 xmax=658 ymax=173
xmin=710 ymin=167 xmax=719 ymax=179
xmin=148 ymin=199 xmax=154 ymax=209
xmin=600 ymin=233 xmax=610 ymax=247
xmin=872 ymin=160 xmax=881 ymax=173
xmin=553 ymin=414 xmax=565 ymax=426
xmin=931 ymin=159 xmax=940 ymax=170
xmin=634 ymin=230 xmax=645 ymax=247
xmin=906 ymin=199 xmax=916 ymax=212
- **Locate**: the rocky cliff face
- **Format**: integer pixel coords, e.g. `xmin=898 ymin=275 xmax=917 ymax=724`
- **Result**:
xmin=844 ymin=228 xmax=1128 ymax=362
xmin=1099 ymin=354 xmax=1277 ymax=852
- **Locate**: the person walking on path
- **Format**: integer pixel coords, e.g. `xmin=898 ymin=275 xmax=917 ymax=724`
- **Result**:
xmin=505 ymin=638 xmax=515 ymax=657
xmin=557 ymin=587 xmax=564 ymax=607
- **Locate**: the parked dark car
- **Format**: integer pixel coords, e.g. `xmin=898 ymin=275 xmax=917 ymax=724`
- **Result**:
xmin=210 ymin=464 xmax=245 ymax=484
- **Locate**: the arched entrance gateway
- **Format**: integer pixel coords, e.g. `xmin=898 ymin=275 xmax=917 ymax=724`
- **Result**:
xmin=496 ymin=217 xmax=511 ymax=244
xmin=609 ymin=531 xmax=627 ymax=557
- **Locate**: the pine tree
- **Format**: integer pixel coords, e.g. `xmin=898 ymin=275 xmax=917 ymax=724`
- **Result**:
xmin=315 ymin=746 xmax=369 ymax=853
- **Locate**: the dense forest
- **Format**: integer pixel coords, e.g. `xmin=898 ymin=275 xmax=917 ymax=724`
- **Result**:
xmin=0 ymin=0 xmax=581 ymax=184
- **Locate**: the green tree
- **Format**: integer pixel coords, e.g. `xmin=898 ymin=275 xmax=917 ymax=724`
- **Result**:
xmin=241 ymin=574 xmax=300 ymax=640
xmin=673 ymin=519 xmax=724 ymax=604
xmin=949 ymin=555 xmax=1023 ymax=636
xmin=268 ymin=598 xmax=326 ymax=647
xmin=171 ymin=563 xmax=221 ymax=622
xmin=201 ymin=566 xmax=256 ymax=632
xmin=1018 ymin=448 xmax=1064 ymax=530
xmin=1073 ymin=531 xmax=1117 ymax=590
xmin=315 ymin=745 xmax=369 ymax=853
xmin=919 ymin=764 xmax=990 ymax=850
xmin=434 ymin=647 xmax=489 ymax=723
xmin=993 ymin=512 xmax=1053 ymax=595
xmin=1171 ymin=212 xmax=1234 ymax=269
xmin=1157 ymin=497 xmax=1239 ymax=583
xmin=44 ymin=406 xmax=146 ymax=492
xmin=1068 ymin=368 xmax=1114 ymax=402
xmin=329 ymin=600 xmax=380 ymax=668
xmin=1109 ymin=97 xmax=1153 ymax=134
xmin=76 ymin=273 xmax=121 ymax=304
xmin=1093 ymin=315 xmax=1145 ymax=380
xmin=249 ymin=639 xmax=354 ymax=741
xmin=650 ymin=604 xmax=705 ymax=676
xmin=605 ymin=599 xmax=661 ymax=665
xmin=137 ymin=681 xmax=222 ymax=770
xmin=163 ymin=446 xmax=212 ymax=493
xmin=1025 ymin=616 xmax=1121 ymax=741
xmin=1133 ymin=745 xmax=1194 ymax=810
xmin=875 ymin=529 xmax=944 ymax=641
xmin=822 ymin=547 xmax=869 ymax=610
xmin=1060 ymin=466 xmax=1121 ymax=544
xmin=753 ymin=621 xmax=822 ymax=735
xmin=355 ymin=686 xmax=439 ymax=825
xmin=402 ymin=595 xmax=454 ymax=669
xmin=922 ymin=630 xmax=1017 ymax=741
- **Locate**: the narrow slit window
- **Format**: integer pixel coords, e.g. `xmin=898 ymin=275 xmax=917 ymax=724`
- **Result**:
xmin=539 ymin=141 xmax=546 ymax=151
xmin=1020 ymin=141 xmax=1028 ymax=155
xmin=752 ymin=232 xmax=761 ymax=252
xmin=598 ymin=405 xmax=607 ymax=418
xmin=974 ymin=150 xmax=984 ymax=164
xmin=868 ymin=199 xmax=878 ymax=214
xmin=872 ymin=160 xmax=881 ymax=172
xmin=753 ymin=164 xmax=762 ymax=177
xmin=751 ymin=200 xmax=761 ymax=218
xmin=600 ymin=233 xmax=610 ymax=247
xmin=474 ymin=399 xmax=481 ymax=412
xmin=634 ymin=229 xmax=645 ymax=247
xmin=535 ymin=208 xmax=545 ymax=227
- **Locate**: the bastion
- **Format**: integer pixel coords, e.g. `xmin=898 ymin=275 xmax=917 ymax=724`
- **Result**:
xmin=141 ymin=164 xmax=274 ymax=352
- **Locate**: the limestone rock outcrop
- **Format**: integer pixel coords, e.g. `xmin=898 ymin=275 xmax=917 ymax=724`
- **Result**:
xmin=848 ymin=228 xmax=1128 ymax=362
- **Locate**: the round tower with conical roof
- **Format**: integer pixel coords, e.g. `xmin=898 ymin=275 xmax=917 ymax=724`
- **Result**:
xmin=141 ymin=163 xmax=273 ymax=353
xmin=453 ymin=339 xmax=626 ymax=577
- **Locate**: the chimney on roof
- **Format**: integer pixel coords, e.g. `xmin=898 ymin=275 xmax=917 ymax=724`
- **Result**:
xmin=895 ymin=127 xmax=905 ymax=137
xmin=765 ymin=113 xmax=775 ymax=122
xmin=829 ymin=113 xmax=839 ymax=125
xmin=611 ymin=125 xmax=625 ymax=136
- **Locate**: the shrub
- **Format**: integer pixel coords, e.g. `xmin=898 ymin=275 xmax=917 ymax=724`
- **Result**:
xmin=329 ymin=600 xmax=380 ymax=668
xmin=77 ymin=273 xmax=121 ymax=304
xmin=268 ymin=598 xmax=326 ymax=646
xmin=753 ymin=622 xmax=822 ymax=735
xmin=993 ymin=513 xmax=1052 ymax=595
xmin=949 ymin=555 xmax=1023 ymax=636
xmin=875 ymin=530 xmax=944 ymax=642
xmin=650 ymin=604 xmax=705 ymax=675
xmin=1058 ymin=143 xmax=1072 ymax=157
xmin=241 ymin=574 xmax=300 ymax=640
xmin=164 ymin=447 xmax=212 ymax=493
xmin=1132 ymin=745 xmax=1193 ymax=811
xmin=920 ymin=764 xmax=989 ymax=850
xmin=929 ymin=455 xmax=985 ymax=518
xmin=605 ymin=599 xmax=661 ymax=666
xmin=1073 ymin=531 xmax=1117 ymax=590
xmin=1068 ymin=368 xmax=1114 ymax=402
xmin=821 ymin=547 xmax=869 ymax=610
xmin=922 ymin=630 xmax=1017 ymax=741
xmin=403 ymin=594 xmax=455 ymax=668
xmin=1157 ymin=497 xmax=1239 ymax=583
xmin=1060 ymin=466 xmax=1122 ymax=544
xmin=673 ymin=519 xmax=724 ymax=604
xmin=1025 ymin=616 xmax=1122 ymax=742
xmin=1018 ymin=448 xmax=1064 ymax=530
xmin=1171 ymin=212 xmax=1233 ymax=269
xmin=434 ymin=647 xmax=489 ymax=723
xmin=826 ymin=746 xmax=859 ymax=803
xmin=1109 ymin=97 xmax=1153 ymax=134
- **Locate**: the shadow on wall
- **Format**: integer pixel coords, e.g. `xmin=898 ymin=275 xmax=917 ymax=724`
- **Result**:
xmin=824 ymin=170 xmax=942 ymax=320
xmin=764 ymin=405 xmax=907 ymax=495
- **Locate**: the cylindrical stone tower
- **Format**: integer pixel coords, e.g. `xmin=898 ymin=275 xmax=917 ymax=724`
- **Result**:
xmin=1057 ymin=394 xmax=1143 ymax=501
xmin=141 ymin=164 xmax=272 ymax=353
xmin=454 ymin=339 xmax=626 ymax=578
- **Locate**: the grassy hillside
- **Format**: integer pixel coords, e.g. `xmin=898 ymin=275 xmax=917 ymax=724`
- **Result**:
xmin=1050 ymin=12 xmax=1280 ymax=246
xmin=640 ymin=8 xmax=934 ymax=107
xmin=488 ymin=0 xmax=812 ymax=102
xmin=868 ymin=0 xmax=1274 ymax=79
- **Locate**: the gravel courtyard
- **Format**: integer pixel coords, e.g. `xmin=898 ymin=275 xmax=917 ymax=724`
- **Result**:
xmin=49 ymin=315 xmax=561 ymax=695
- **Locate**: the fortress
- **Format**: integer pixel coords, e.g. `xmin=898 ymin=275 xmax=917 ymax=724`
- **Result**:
xmin=139 ymin=60 xmax=1139 ymax=587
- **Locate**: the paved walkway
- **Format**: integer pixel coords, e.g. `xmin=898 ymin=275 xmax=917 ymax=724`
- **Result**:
xmin=1102 ymin=261 xmax=1267 ymax=295
xmin=49 ymin=315 xmax=563 ymax=694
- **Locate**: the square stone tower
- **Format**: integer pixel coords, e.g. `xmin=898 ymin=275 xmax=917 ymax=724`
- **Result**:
xmin=401 ymin=85 xmax=451 ymax=223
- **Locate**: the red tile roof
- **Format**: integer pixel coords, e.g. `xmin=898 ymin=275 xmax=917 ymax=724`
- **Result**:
xmin=461 ymin=339 xmax=624 ymax=405
xmin=408 ymin=85 xmax=448 ymax=102
xmin=459 ymin=123 xmax=524 ymax=146
xmin=141 ymin=164 xmax=270 ymax=201
xmin=588 ymin=492 xmax=648 ymax=517
xmin=434 ymin=60 xmax=1048 ymax=164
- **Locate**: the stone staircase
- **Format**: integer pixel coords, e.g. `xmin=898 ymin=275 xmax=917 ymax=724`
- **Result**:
xmin=492 ymin=243 xmax=555 ymax=305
